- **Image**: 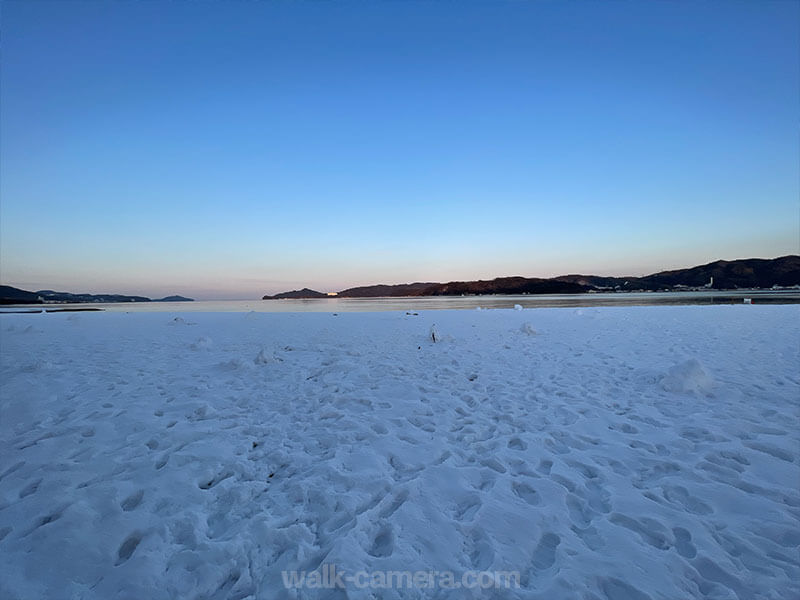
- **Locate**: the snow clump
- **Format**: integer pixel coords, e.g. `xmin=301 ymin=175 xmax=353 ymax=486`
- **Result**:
xmin=661 ymin=358 xmax=714 ymax=396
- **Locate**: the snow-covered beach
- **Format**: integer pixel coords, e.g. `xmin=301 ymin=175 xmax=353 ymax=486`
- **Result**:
xmin=1 ymin=305 xmax=798 ymax=599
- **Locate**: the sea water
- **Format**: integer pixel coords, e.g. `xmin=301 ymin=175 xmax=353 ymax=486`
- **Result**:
xmin=3 ymin=289 xmax=799 ymax=313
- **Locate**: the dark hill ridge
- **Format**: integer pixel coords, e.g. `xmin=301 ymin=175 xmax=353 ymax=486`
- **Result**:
xmin=263 ymin=255 xmax=800 ymax=299
xmin=262 ymin=278 xmax=586 ymax=300
xmin=336 ymin=279 xmax=588 ymax=297
xmin=337 ymin=282 xmax=437 ymax=298
xmin=154 ymin=296 xmax=194 ymax=302
xmin=640 ymin=255 xmax=800 ymax=289
xmin=36 ymin=290 xmax=152 ymax=303
xmin=263 ymin=288 xmax=329 ymax=300
xmin=434 ymin=277 xmax=587 ymax=296
xmin=554 ymin=255 xmax=800 ymax=291
xmin=0 ymin=286 xmax=194 ymax=305
xmin=0 ymin=285 xmax=41 ymax=304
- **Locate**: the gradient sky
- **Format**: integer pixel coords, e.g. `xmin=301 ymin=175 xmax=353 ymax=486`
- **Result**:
xmin=1 ymin=0 xmax=798 ymax=299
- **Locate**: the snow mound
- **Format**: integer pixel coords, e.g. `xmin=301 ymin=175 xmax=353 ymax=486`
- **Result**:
xmin=190 ymin=337 xmax=213 ymax=350
xmin=520 ymin=322 xmax=537 ymax=336
xmin=21 ymin=359 xmax=53 ymax=373
xmin=661 ymin=358 xmax=715 ymax=395
xmin=514 ymin=304 xmax=523 ymax=311
xmin=254 ymin=349 xmax=282 ymax=365
xmin=218 ymin=358 xmax=254 ymax=371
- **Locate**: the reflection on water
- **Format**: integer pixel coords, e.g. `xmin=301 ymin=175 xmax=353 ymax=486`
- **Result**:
xmin=3 ymin=290 xmax=799 ymax=313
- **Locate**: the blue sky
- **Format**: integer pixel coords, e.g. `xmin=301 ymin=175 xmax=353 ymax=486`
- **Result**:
xmin=1 ymin=0 xmax=798 ymax=299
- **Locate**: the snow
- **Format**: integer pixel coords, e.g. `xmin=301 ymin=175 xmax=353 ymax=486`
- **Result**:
xmin=0 ymin=305 xmax=798 ymax=600
xmin=660 ymin=358 xmax=715 ymax=396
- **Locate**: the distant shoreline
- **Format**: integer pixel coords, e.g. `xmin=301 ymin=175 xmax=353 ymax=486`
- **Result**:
xmin=3 ymin=289 xmax=799 ymax=313
xmin=0 ymin=286 xmax=194 ymax=306
xmin=262 ymin=255 xmax=800 ymax=300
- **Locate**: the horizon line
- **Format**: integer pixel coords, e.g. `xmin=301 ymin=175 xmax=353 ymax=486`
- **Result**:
xmin=3 ymin=253 xmax=798 ymax=300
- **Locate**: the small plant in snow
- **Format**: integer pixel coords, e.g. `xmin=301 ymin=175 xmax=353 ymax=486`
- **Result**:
xmin=168 ymin=316 xmax=196 ymax=326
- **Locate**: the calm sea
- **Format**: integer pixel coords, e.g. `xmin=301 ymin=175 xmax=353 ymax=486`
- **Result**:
xmin=3 ymin=290 xmax=799 ymax=313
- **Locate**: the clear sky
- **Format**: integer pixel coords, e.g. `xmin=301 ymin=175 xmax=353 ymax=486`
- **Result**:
xmin=1 ymin=0 xmax=798 ymax=299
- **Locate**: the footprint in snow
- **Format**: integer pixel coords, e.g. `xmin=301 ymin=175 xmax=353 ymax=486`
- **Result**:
xmin=19 ymin=478 xmax=42 ymax=499
xmin=600 ymin=577 xmax=653 ymax=600
xmin=507 ymin=437 xmax=528 ymax=451
xmin=672 ymin=527 xmax=697 ymax=558
xmin=609 ymin=513 xmax=670 ymax=550
xmin=582 ymin=479 xmax=612 ymax=513
xmin=571 ymin=524 xmax=604 ymax=551
xmin=199 ymin=470 xmax=234 ymax=490
xmin=468 ymin=528 xmax=495 ymax=570
xmin=23 ymin=505 xmax=68 ymax=537
xmin=661 ymin=485 xmax=713 ymax=515
xmin=120 ymin=490 xmax=144 ymax=512
xmin=116 ymin=531 xmax=143 ymax=565
xmin=475 ymin=470 xmax=496 ymax=491
xmin=453 ymin=495 xmax=482 ymax=522
xmin=566 ymin=494 xmax=594 ymax=527
xmin=368 ymin=526 xmax=394 ymax=558
xmin=512 ymin=481 xmax=541 ymax=506
xmin=531 ymin=532 xmax=560 ymax=570
xmin=379 ymin=490 xmax=409 ymax=519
